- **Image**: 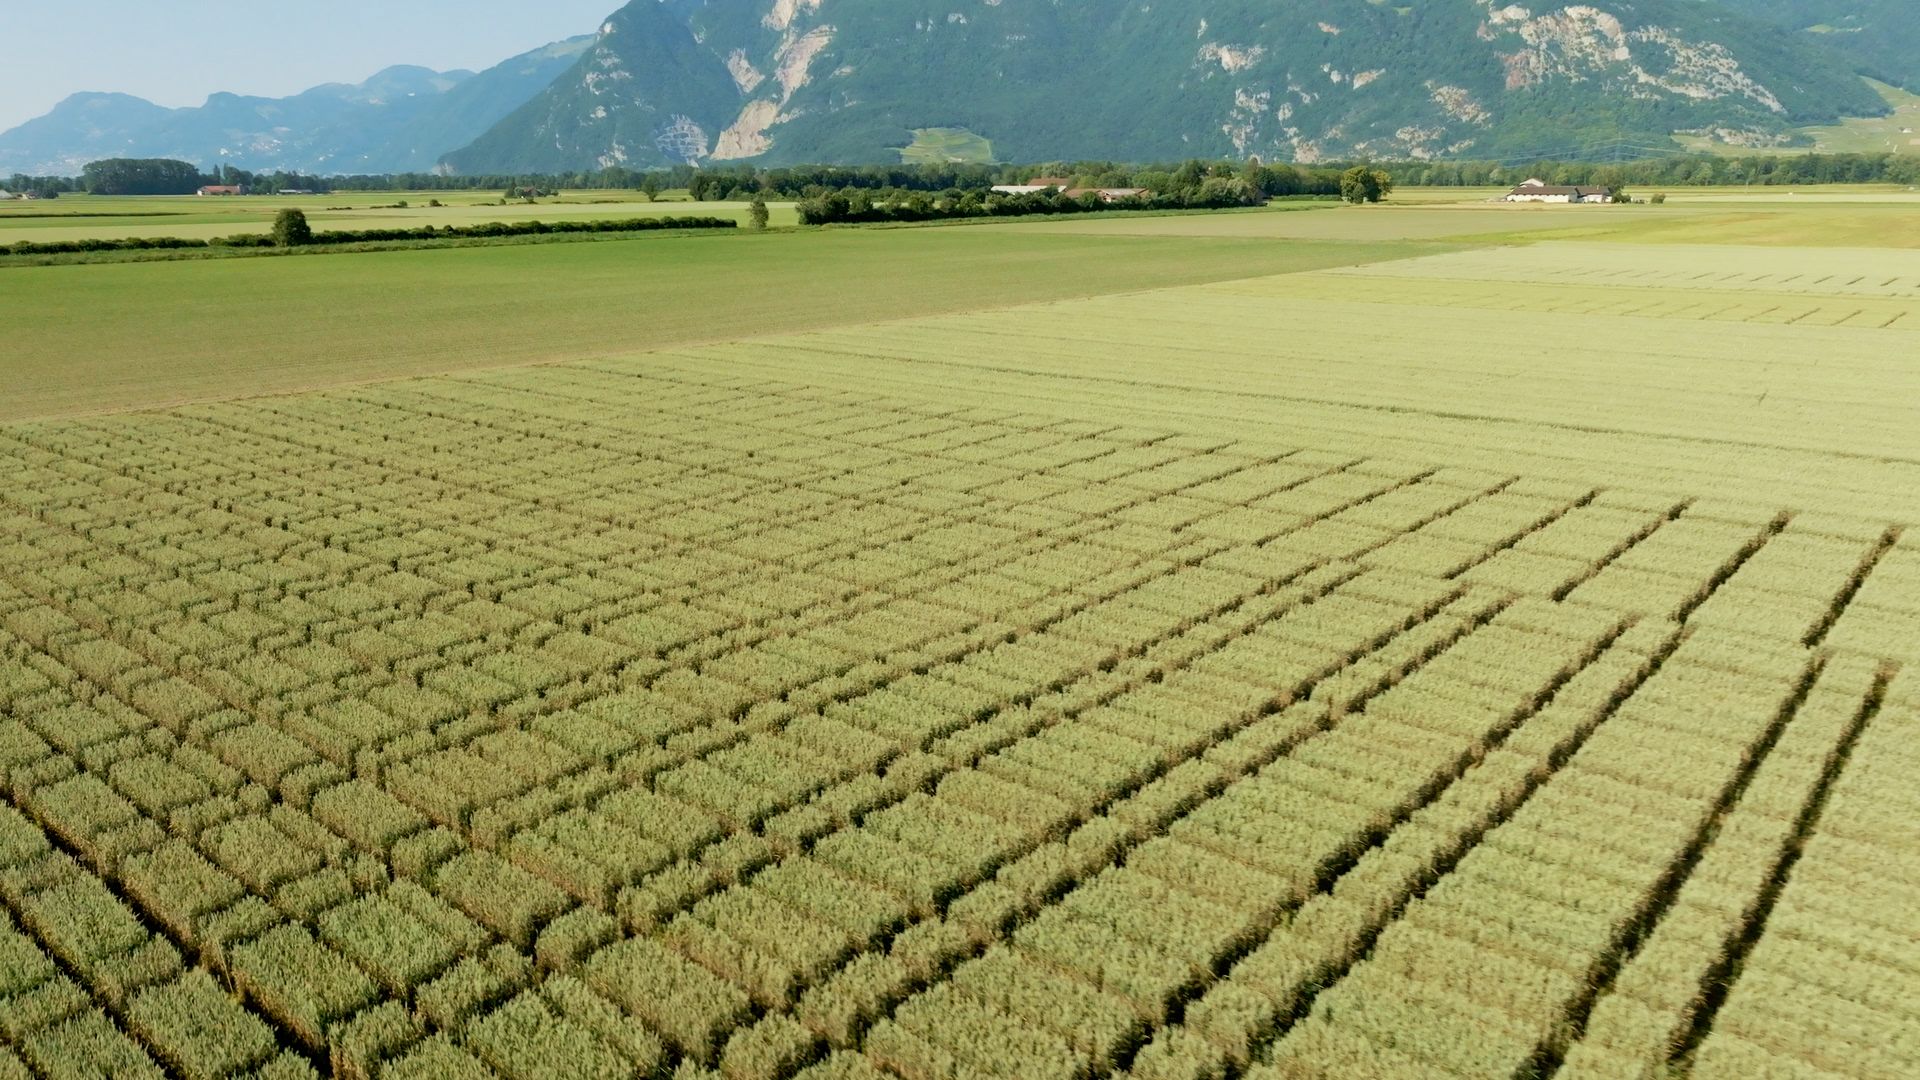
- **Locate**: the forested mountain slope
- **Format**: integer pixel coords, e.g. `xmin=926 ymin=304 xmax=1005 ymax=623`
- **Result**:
xmin=444 ymin=0 xmax=1885 ymax=171
xmin=1715 ymin=1 xmax=1920 ymax=91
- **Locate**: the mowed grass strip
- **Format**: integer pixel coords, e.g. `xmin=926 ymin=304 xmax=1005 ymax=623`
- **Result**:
xmin=0 ymin=228 xmax=1427 ymax=423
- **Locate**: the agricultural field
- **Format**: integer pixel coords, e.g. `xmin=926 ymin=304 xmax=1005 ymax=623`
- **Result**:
xmin=898 ymin=130 xmax=996 ymax=166
xmin=0 ymin=194 xmax=1916 ymax=1080
xmin=0 ymin=228 xmax=1425 ymax=422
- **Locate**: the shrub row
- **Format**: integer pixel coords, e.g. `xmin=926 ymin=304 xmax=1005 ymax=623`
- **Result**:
xmin=1 ymin=215 xmax=737 ymax=257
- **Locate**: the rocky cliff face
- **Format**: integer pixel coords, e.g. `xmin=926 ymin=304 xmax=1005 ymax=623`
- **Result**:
xmin=441 ymin=0 xmax=1883 ymax=172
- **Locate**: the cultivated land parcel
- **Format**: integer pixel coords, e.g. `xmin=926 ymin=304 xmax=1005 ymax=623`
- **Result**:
xmin=0 ymin=191 xmax=1916 ymax=1080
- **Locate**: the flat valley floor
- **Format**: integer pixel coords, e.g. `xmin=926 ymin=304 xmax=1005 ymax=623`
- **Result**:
xmin=0 ymin=192 xmax=1916 ymax=1079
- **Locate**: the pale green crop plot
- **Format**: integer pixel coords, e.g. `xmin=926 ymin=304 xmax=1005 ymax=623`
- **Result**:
xmin=1 ymin=201 xmax=1916 ymax=1080
xmin=898 ymin=128 xmax=995 ymax=165
xmin=1345 ymin=241 xmax=1920 ymax=298
xmin=975 ymin=202 xmax=1633 ymax=242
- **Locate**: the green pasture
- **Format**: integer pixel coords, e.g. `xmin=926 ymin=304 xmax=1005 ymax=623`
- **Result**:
xmin=899 ymin=128 xmax=997 ymax=165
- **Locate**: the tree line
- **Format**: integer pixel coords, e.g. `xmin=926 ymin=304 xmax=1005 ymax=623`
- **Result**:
xmin=1384 ymin=151 xmax=1920 ymax=189
xmin=2 ymin=174 xmax=76 ymax=199
xmin=33 ymin=150 xmax=1920 ymax=201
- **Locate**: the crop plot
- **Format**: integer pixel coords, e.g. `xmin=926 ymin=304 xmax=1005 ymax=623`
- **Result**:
xmin=2 ymin=229 xmax=1916 ymax=1078
xmin=1346 ymin=242 xmax=1920 ymax=299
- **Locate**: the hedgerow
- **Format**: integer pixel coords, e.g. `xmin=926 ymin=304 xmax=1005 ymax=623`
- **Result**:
xmin=1 ymin=215 xmax=737 ymax=257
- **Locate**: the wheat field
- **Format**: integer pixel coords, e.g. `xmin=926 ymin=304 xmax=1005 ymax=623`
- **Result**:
xmin=1 ymin=207 xmax=1915 ymax=1079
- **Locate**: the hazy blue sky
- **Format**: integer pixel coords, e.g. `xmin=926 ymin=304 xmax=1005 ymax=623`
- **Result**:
xmin=0 ymin=1 xmax=617 ymax=134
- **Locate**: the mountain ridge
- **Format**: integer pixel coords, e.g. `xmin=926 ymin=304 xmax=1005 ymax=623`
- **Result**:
xmin=0 ymin=38 xmax=595 ymax=176
xmin=4 ymin=3 xmax=1897 ymax=177
xmin=442 ymin=0 xmax=1889 ymax=173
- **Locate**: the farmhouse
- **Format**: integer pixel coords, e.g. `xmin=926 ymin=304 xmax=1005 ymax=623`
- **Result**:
xmin=197 ymin=185 xmax=246 ymax=196
xmin=990 ymin=176 xmax=1075 ymax=195
xmin=1505 ymin=179 xmax=1613 ymax=204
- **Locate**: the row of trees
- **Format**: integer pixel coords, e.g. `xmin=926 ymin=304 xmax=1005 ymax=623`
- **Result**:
xmin=79 ymin=159 xmax=211 ymax=196
xmin=3 ymin=173 xmax=76 ymax=199
xmin=1385 ymin=150 xmax=1920 ymax=189
xmin=793 ymin=178 xmax=1282 ymax=226
xmin=40 ymin=148 xmax=1920 ymax=202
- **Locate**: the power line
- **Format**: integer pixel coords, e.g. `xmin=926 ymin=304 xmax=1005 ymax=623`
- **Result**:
xmin=1463 ymin=138 xmax=1697 ymax=168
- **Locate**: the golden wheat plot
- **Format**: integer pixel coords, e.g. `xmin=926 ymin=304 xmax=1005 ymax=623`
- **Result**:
xmin=3 ymin=225 xmax=1918 ymax=1079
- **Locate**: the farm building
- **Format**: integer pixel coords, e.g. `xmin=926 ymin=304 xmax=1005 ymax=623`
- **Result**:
xmin=197 ymin=185 xmax=247 ymax=196
xmin=1506 ymin=179 xmax=1613 ymax=204
xmin=991 ymin=176 xmax=1076 ymax=195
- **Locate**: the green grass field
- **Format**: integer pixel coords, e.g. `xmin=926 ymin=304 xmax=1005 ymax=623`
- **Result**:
xmin=1 ymin=189 xmax=1916 ymax=1080
xmin=898 ymin=128 xmax=997 ymax=165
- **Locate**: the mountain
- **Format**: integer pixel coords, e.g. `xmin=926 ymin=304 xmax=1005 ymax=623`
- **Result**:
xmin=0 ymin=37 xmax=593 ymax=177
xmin=1714 ymin=2 xmax=1920 ymax=91
xmin=442 ymin=0 xmax=1887 ymax=172
xmin=360 ymin=37 xmax=599 ymax=172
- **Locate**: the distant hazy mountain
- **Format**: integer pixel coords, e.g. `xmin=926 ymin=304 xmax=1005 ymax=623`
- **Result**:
xmin=1714 ymin=1 xmax=1920 ymax=91
xmin=442 ymin=0 xmax=1886 ymax=173
xmin=0 ymin=37 xmax=594 ymax=176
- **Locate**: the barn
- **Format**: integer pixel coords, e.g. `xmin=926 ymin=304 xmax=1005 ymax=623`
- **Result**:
xmin=1505 ymin=179 xmax=1613 ymax=204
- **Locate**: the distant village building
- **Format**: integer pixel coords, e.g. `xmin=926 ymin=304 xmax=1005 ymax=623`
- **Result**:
xmin=197 ymin=185 xmax=247 ymax=197
xmin=1505 ymin=179 xmax=1612 ymax=204
xmin=990 ymin=176 xmax=1076 ymax=195
xmin=278 ymin=189 xmax=317 ymax=196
